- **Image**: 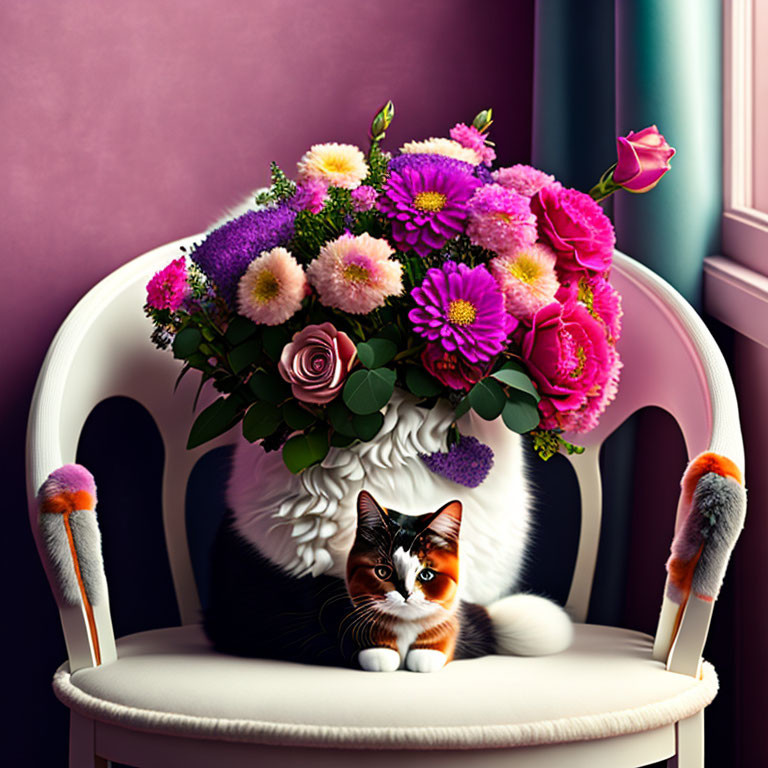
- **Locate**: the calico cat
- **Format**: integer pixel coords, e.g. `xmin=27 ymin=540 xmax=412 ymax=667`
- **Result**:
xmin=346 ymin=491 xmax=465 ymax=672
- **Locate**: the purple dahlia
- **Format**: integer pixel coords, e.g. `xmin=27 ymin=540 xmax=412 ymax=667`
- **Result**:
xmin=409 ymin=261 xmax=516 ymax=363
xmin=378 ymin=157 xmax=481 ymax=257
xmin=191 ymin=204 xmax=296 ymax=304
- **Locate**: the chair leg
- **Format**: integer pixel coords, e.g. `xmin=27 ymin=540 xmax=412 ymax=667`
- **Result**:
xmin=670 ymin=709 xmax=704 ymax=768
xmin=70 ymin=711 xmax=109 ymax=768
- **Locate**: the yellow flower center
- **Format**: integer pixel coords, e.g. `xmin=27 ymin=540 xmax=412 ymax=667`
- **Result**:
xmin=447 ymin=299 xmax=477 ymax=326
xmin=413 ymin=191 xmax=447 ymax=212
xmin=342 ymin=263 xmax=370 ymax=283
xmin=507 ymin=254 xmax=542 ymax=285
xmin=578 ymin=278 xmax=595 ymax=310
xmin=322 ymin=154 xmax=354 ymax=174
xmin=251 ymin=270 xmax=280 ymax=303
xmin=569 ymin=347 xmax=587 ymax=378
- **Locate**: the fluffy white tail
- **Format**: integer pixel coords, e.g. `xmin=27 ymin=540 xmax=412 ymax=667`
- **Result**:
xmin=487 ymin=594 xmax=573 ymax=656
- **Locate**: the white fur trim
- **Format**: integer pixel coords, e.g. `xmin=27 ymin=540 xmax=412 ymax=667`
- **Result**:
xmin=488 ymin=594 xmax=574 ymax=656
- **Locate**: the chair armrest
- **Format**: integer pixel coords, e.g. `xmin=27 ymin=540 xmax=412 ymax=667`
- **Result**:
xmin=35 ymin=465 xmax=117 ymax=671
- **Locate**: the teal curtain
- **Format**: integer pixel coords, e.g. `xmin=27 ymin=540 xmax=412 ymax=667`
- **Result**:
xmin=530 ymin=0 xmax=723 ymax=626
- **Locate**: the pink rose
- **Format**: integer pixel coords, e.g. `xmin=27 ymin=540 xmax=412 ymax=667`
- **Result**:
xmin=531 ymin=185 xmax=615 ymax=276
xmin=521 ymin=301 xmax=612 ymax=429
xmin=614 ymin=126 xmax=675 ymax=193
xmin=278 ymin=322 xmax=356 ymax=404
xmin=421 ymin=344 xmax=488 ymax=391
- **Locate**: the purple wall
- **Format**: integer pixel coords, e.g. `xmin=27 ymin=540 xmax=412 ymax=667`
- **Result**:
xmin=2 ymin=1 xmax=534 ymax=763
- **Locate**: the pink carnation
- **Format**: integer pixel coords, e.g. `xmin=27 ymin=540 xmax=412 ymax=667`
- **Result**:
xmin=490 ymin=243 xmax=560 ymax=318
xmin=522 ymin=300 xmax=618 ymax=433
xmin=307 ymin=232 xmax=403 ymax=314
xmin=466 ymin=184 xmax=537 ymax=255
xmin=146 ymin=257 xmax=189 ymax=312
xmin=557 ymin=275 xmax=623 ymax=342
xmin=493 ymin=165 xmax=555 ymax=197
xmin=292 ymin=179 xmax=328 ymax=213
xmin=350 ymin=185 xmax=378 ymax=212
xmin=531 ymin=185 xmax=615 ymax=276
xmin=449 ymin=123 xmax=496 ymax=167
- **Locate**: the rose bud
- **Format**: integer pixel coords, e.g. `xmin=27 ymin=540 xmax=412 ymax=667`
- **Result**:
xmin=613 ymin=126 xmax=676 ymax=193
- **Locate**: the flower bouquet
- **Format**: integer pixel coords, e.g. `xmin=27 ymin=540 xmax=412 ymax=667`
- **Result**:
xmin=145 ymin=104 xmax=674 ymax=475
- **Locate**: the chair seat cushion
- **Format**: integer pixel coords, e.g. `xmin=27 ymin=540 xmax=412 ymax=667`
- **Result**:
xmin=53 ymin=623 xmax=717 ymax=750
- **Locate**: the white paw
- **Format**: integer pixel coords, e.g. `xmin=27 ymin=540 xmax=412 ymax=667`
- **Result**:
xmin=358 ymin=647 xmax=401 ymax=672
xmin=405 ymin=649 xmax=447 ymax=673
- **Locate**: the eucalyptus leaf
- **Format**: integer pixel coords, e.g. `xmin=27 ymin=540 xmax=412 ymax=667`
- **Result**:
xmin=282 ymin=430 xmax=329 ymax=474
xmin=326 ymin=399 xmax=357 ymax=436
xmin=228 ymin=339 xmax=262 ymax=375
xmin=343 ymin=368 xmax=396 ymax=415
xmin=376 ymin=324 xmax=402 ymax=345
xmin=249 ymin=371 xmax=290 ymax=403
xmin=455 ymin=396 xmax=471 ymax=419
xmin=172 ymin=327 xmax=202 ymax=359
xmin=242 ymin=401 xmax=281 ymax=442
xmin=225 ymin=315 xmax=259 ymax=345
xmin=282 ymin=400 xmax=317 ymax=430
xmin=353 ymin=411 xmax=384 ymax=441
xmin=405 ymin=366 xmax=442 ymax=398
xmin=491 ymin=368 xmax=541 ymax=403
xmin=262 ymin=326 xmax=291 ymax=361
xmin=501 ymin=394 xmax=541 ymax=433
xmin=186 ymin=396 xmax=240 ymax=449
xmin=468 ymin=378 xmax=506 ymax=420
xmin=330 ymin=432 xmax=357 ymax=448
xmin=356 ymin=338 xmax=397 ymax=369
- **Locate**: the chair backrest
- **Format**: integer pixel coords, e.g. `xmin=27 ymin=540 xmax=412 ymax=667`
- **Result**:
xmin=26 ymin=240 xmax=744 ymax=674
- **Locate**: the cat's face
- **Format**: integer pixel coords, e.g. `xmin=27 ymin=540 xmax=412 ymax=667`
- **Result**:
xmin=346 ymin=491 xmax=461 ymax=621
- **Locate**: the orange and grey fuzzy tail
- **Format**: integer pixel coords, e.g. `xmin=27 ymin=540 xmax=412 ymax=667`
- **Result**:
xmin=666 ymin=452 xmax=745 ymax=605
xmin=37 ymin=464 xmax=106 ymax=663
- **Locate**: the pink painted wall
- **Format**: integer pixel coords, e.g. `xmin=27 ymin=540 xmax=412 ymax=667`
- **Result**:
xmin=2 ymin=1 xmax=534 ymax=763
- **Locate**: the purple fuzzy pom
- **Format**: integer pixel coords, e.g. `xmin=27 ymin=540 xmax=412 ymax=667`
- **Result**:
xmin=420 ymin=435 xmax=494 ymax=488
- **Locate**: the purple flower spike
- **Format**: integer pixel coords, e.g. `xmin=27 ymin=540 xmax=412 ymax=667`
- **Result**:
xmin=421 ymin=435 xmax=494 ymax=488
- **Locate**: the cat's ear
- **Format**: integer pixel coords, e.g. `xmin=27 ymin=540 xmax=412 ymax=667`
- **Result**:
xmin=357 ymin=490 xmax=389 ymax=529
xmin=429 ymin=500 xmax=462 ymax=542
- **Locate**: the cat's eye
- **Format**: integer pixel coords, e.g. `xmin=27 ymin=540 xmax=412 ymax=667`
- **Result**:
xmin=374 ymin=565 xmax=392 ymax=580
xmin=418 ymin=568 xmax=436 ymax=582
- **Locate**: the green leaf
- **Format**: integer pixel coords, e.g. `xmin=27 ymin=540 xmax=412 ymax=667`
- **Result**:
xmin=326 ymin=399 xmax=357 ymax=436
xmin=491 ymin=367 xmax=541 ymax=403
xmin=249 ymin=371 xmax=290 ymax=403
xmin=455 ymin=396 xmax=471 ymax=419
xmin=405 ymin=366 xmax=442 ymax=398
xmin=187 ymin=397 xmax=240 ymax=449
xmin=356 ymin=338 xmax=397 ymax=369
xmin=501 ymin=394 xmax=541 ymax=433
xmin=330 ymin=432 xmax=357 ymax=448
xmin=228 ymin=339 xmax=262 ymax=375
xmin=282 ymin=400 xmax=317 ymax=430
xmin=353 ymin=411 xmax=384 ymax=441
xmin=225 ymin=316 xmax=259 ymax=345
xmin=173 ymin=327 xmax=202 ymax=359
xmin=468 ymin=378 xmax=506 ymax=420
xmin=376 ymin=324 xmax=402 ymax=345
xmin=262 ymin=326 xmax=291 ymax=361
xmin=282 ymin=430 xmax=329 ymax=474
xmin=242 ymin=401 xmax=282 ymax=442
xmin=343 ymin=368 xmax=396 ymax=415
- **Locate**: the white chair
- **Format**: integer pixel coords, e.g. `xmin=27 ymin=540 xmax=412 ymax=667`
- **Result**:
xmin=27 ymin=236 xmax=745 ymax=768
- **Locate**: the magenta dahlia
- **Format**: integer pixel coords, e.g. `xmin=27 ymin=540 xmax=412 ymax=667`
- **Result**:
xmin=409 ymin=262 xmax=516 ymax=363
xmin=377 ymin=157 xmax=481 ymax=257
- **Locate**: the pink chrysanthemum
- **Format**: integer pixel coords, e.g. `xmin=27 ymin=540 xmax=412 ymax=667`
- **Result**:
xmin=350 ymin=185 xmax=378 ymax=212
xmin=307 ymin=232 xmax=403 ymax=314
xmin=146 ymin=257 xmax=189 ymax=312
xmin=449 ymin=123 xmax=496 ymax=167
xmin=466 ymin=184 xmax=537 ymax=255
xmin=490 ymin=243 xmax=560 ymax=318
xmin=292 ymin=178 xmax=329 ymax=213
xmin=400 ymin=137 xmax=482 ymax=165
xmin=492 ymin=165 xmax=556 ymax=197
xmin=297 ymin=143 xmax=368 ymax=189
xmin=237 ymin=247 xmax=306 ymax=325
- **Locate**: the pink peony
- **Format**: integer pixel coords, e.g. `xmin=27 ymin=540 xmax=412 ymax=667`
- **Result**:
xmin=278 ymin=322 xmax=356 ymax=405
xmin=146 ymin=257 xmax=189 ymax=312
xmin=531 ymin=185 xmax=615 ymax=276
xmin=420 ymin=344 xmax=488 ymax=391
xmin=466 ymin=184 xmax=537 ymax=256
xmin=492 ymin=165 xmax=555 ymax=197
xmin=490 ymin=243 xmax=560 ymax=319
xmin=614 ymin=126 xmax=675 ymax=193
xmin=237 ymin=247 xmax=307 ymax=326
xmin=307 ymin=232 xmax=402 ymax=314
xmin=521 ymin=301 xmax=615 ymax=432
xmin=449 ymin=123 xmax=496 ymax=167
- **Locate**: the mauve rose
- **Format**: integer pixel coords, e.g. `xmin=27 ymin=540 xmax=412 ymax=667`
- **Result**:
xmin=421 ymin=344 xmax=488 ymax=391
xmin=614 ymin=126 xmax=675 ymax=193
xmin=278 ymin=322 xmax=356 ymax=404
xmin=521 ymin=300 xmax=611 ymax=426
xmin=531 ymin=185 xmax=615 ymax=276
